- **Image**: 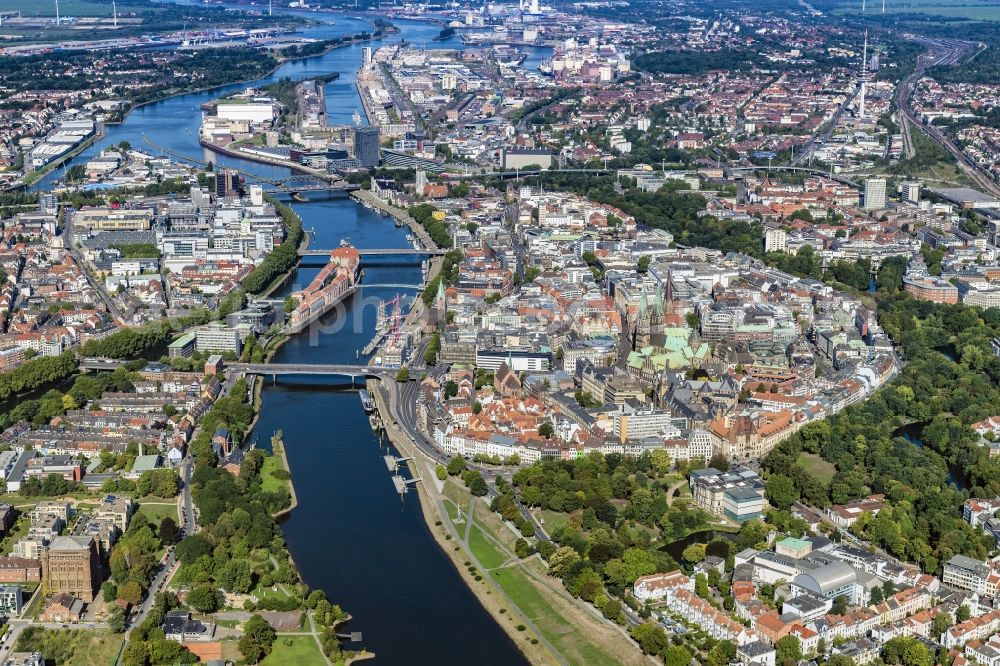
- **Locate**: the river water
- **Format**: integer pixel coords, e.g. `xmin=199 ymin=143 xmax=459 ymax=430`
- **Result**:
xmin=42 ymin=12 xmax=539 ymax=663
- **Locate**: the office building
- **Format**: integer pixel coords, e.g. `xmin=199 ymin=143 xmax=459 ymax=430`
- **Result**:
xmin=195 ymin=323 xmax=243 ymax=355
xmin=863 ymin=178 xmax=886 ymax=210
xmin=354 ymin=126 xmax=381 ymax=169
xmin=502 ymin=147 xmax=553 ymax=170
xmin=215 ymin=170 xmax=240 ymax=198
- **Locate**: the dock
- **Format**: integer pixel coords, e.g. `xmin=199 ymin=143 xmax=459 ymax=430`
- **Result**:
xmin=383 ymin=454 xmax=412 ymax=472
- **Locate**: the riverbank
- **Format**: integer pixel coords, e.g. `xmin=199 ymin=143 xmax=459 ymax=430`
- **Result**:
xmin=367 ymin=381 xmax=557 ymax=666
xmin=350 ymin=189 xmax=435 ymax=250
xmin=268 ymin=432 xmax=299 ymax=518
xmin=22 ymin=123 xmax=106 ymax=187
xmin=104 ymin=28 xmax=384 ymax=130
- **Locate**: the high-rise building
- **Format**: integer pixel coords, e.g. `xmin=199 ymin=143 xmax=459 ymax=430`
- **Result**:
xmin=249 ymin=184 xmax=264 ymax=206
xmin=353 ymin=126 xmax=381 ymax=169
xmin=38 ymin=193 xmax=58 ymax=215
xmin=764 ymin=228 xmax=788 ymax=253
xmin=362 ymin=46 xmax=373 ymax=68
xmin=899 ymin=181 xmax=921 ymax=203
xmin=42 ymin=535 xmax=102 ymax=602
xmin=215 ymin=170 xmax=239 ymax=198
xmin=864 ymin=178 xmax=886 ymax=210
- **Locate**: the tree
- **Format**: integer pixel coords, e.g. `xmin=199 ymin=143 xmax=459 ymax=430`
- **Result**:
xmin=709 ymin=453 xmax=729 ymax=471
xmin=662 ymin=645 xmax=692 ymax=666
xmin=239 ymin=614 xmax=277 ymax=664
xmin=538 ymin=421 xmax=554 ymax=439
xmin=930 ymin=612 xmax=952 ymax=640
xmin=463 ymin=470 xmax=488 ymax=496
xmin=956 ymin=604 xmax=971 ymax=622
xmin=108 ymin=607 xmax=127 ymax=633
xmin=395 ymin=366 xmax=409 ymax=382
xmin=187 ymin=585 xmax=221 ymax=613
xmin=122 ymin=641 xmax=149 ymax=666
xmin=681 ymin=543 xmax=706 ymax=565
xmin=446 ymin=456 xmax=467 ymax=476
xmin=219 ymin=559 xmax=255 ymax=593
xmin=831 ymin=593 xmax=849 ymax=616
xmin=765 ymin=474 xmax=798 ymax=510
xmin=118 ymin=580 xmax=143 ymax=606
xmin=636 ymin=255 xmax=651 ymax=273
xmin=175 ymin=534 xmax=212 ymax=563
xmin=159 ymin=516 xmax=180 ymax=545
xmin=776 ymin=635 xmax=802 ymax=665
xmin=621 ymin=547 xmax=657 ymax=584
xmin=435 ymin=464 xmax=447 ymax=481
xmin=883 ymin=636 xmax=932 ymax=666
xmin=630 ymin=622 xmax=669 ymax=655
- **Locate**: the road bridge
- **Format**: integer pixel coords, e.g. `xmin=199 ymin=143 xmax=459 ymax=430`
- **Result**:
xmin=228 ymin=362 xmax=396 ymax=379
xmin=729 ymin=165 xmax=859 ymax=188
xmin=358 ymin=283 xmax=422 ymax=290
xmin=79 ymin=357 xmax=128 ymax=371
xmin=298 ymin=248 xmax=447 ymax=257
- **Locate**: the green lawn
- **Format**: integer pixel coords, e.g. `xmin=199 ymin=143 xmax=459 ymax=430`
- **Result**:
xmin=0 ymin=0 xmax=155 ymax=16
xmin=1 ymin=515 xmax=31 ymax=556
xmin=443 ymin=499 xmax=459 ymax=522
xmin=832 ymin=0 xmax=1000 ymax=20
xmin=470 ymin=505 xmax=630 ymax=666
xmin=537 ymin=509 xmax=569 ymax=533
xmin=468 ymin=525 xmax=507 ymax=570
xmin=442 ymin=479 xmax=471 ymax=506
xmin=260 ymin=454 xmax=291 ymax=495
xmin=260 ymin=636 xmax=325 ymax=666
xmin=491 ymin=565 xmax=621 ymax=666
xmin=796 ymin=452 xmax=837 ymax=485
xmin=250 ymin=580 xmax=293 ymax=602
xmin=13 ymin=628 xmax=124 ymax=666
xmin=136 ymin=502 xmax=178 ymax=524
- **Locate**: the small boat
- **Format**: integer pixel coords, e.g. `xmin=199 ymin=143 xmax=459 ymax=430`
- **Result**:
xmin=340 ymin=238 xmax=352 ymax=248
xmin=359 ymin=389 xmax=375 ymax=413
xmin=291 ymin=192 xmax=309 ymax=202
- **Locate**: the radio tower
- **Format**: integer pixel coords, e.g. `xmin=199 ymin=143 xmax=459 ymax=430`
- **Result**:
xmin=112 ymin=0 xmax=117 ymax=27
xmin=858 ymin=31 xmax=868 ymax=120
xmin=54 ymin=0 xmax=60 ymax=26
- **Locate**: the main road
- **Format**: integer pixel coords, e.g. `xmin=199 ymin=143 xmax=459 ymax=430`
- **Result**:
xmin=116 ymin=457 xmax=196 ymax=665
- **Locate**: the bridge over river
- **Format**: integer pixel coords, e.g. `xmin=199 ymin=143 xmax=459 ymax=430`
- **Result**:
xmin=228 ymin=363 xmax=396 ymax=380
xmin=298 ymin=248 xmax=447 ymax=257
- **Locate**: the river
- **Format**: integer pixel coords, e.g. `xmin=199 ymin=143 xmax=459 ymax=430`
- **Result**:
xmin=42 ymin=12 xmax=536 ymax=664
